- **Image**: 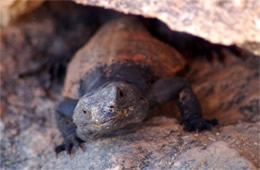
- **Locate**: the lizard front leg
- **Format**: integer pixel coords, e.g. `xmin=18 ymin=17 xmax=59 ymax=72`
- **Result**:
xmin=55 ymin=98 xmax=84 ymax=154
xmin=148 ymin=76 xmax=217 ymax=131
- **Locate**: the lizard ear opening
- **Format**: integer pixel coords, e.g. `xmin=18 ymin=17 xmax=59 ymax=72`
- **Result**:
xmin=56 ymin=98 xmax=78 ymax=118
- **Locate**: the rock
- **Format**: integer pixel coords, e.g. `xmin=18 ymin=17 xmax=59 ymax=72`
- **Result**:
xmin=43 ymin=117 xmax=257 ymax=169
xmin=218 ymin=121 xmax=260 ymax=167
xmin=239 ymin=41 xmax=260 ymax=56
xmin=2 ymin=1 xmax=260 ymax=55
xmin=11 ymin=125 xmax=59 ymax=169
xmin=0 ymin=1 xmax=102 ymax=84
xmin=74 ymin=0 xmax=260 ymax=46
xmin=173 ymin=141 xmax=255 ymax=169
xmin=43 ymin=117 xmax=195 ymax=170
xmin=0 ymin=0 xmax=44 ymax=27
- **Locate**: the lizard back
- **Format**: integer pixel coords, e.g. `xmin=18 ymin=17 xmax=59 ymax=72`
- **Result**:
xmin=63 ymin=17 xmax=186 ymax=98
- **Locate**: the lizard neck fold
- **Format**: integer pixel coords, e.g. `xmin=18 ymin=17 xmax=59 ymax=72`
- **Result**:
xmin=79 ymin=60 xmax=158 ymax=97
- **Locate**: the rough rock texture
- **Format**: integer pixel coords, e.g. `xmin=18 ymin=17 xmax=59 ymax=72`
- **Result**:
xmin=173 ymin=141 xmax=254 ymax=169
xmin=0 ymin=1 xmax=259 ymax=170
xmin=1 ymin=0 xmax=260 ymax=51
xmin=43 ymin=117 xmax=258 ymax=170
xmin=0 ymin=0 xmax=44 ymax=27
xmin=74 ymin=0 xmax=260 ymax=46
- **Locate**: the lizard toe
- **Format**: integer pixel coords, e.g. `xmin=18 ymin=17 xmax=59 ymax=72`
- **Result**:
xmin=183 ymin=117 xmax=217 ymax=132
xmin=54 ymin=137 xmax=84 ymax=155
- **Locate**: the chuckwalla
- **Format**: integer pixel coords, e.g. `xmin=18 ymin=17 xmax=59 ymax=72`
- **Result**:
xmin=55 ymin=16 xmax=217 ymax=154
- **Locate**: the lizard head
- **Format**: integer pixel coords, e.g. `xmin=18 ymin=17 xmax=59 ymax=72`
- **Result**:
xmin=73 ymin=82 xmax=149 ymax=141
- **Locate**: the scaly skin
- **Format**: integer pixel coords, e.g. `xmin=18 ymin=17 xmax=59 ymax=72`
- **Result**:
xmin=55 ymin=16 xmax=217 ymax=154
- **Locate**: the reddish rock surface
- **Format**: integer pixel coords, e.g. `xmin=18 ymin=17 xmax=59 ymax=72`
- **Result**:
xmin=74 ymin=0 xmax=260 ymax=46
xmin=1 ymin=0 xmax=259 ymax=54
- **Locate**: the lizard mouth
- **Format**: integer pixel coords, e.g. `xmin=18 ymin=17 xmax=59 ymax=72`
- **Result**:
xmin=77 ymin=115 xmax=129 ymax=139
xmin=81 ymin=109 xmax=131 ymax=128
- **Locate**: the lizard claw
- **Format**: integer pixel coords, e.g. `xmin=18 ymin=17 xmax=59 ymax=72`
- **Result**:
xmin=55 ymin=144 xmax=66 ymax=156
xmin=55 ymin=137 xmax=84 ymax=155
xmin=182 ymin=118 xmax=218 ymax=132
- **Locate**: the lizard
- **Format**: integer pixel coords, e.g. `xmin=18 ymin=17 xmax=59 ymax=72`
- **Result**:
xmin=55 ymin=16 xmax=218 ymax=154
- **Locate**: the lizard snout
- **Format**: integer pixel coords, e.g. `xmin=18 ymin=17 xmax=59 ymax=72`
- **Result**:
xmin=73 ymin=82 xmax=149 ymax=141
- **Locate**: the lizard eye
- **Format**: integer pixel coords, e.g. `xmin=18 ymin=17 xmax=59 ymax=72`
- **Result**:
xmin=83 ymin=110 xmax=87 ymax=114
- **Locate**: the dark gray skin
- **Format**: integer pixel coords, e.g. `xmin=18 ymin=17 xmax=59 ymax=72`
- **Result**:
xmin=74 ymin=82 xmax=149 ymax=140
xmin=55 ymin=62 xmax=217 ymax=154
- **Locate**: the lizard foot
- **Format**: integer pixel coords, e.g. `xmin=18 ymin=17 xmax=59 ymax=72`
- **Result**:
xmin=55 ymin=136 xmax=84 ymax=155
xmin=182 ymin=118 xmax=218 ymax=132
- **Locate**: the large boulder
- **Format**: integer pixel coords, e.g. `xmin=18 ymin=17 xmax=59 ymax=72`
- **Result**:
xmin=74 ymin=0 xmax=260 ymax=47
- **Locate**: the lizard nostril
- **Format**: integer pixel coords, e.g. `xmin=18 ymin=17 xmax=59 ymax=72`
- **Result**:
xmin=119 ymin=90 xmax=124 ymax=97
xmin=109 ymin=105 xmax=114 ymax=112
